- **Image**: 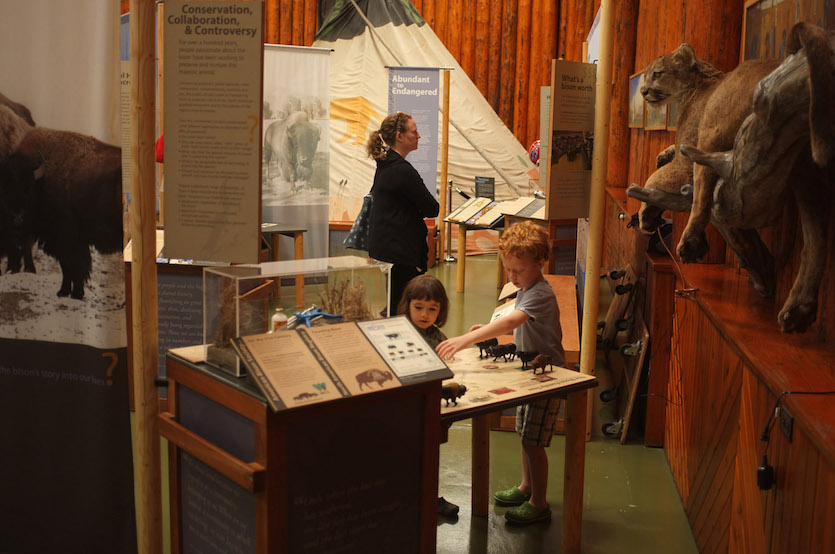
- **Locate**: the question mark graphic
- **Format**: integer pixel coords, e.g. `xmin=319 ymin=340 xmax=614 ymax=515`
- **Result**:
xmin=247 ymin=115 xmax=258 ymax=142
xmin=102 ymin=352 xmax=118 ymax=386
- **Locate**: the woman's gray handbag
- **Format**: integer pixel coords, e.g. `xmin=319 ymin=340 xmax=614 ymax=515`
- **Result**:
xmin=343 ymin=193 xmax=373 ymax=251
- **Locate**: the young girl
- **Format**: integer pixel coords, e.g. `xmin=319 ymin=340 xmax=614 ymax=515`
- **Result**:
xmin=397 ymin=274 xmax=458 ymax=518
xmin=397 ymin=274 xmax=448 ymax=349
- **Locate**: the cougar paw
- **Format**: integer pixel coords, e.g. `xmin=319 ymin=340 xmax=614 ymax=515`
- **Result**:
xmin=779 ymin=301 xmax=817 ymax=334
xmin=677 ymin=231 xmax=709 ymax=262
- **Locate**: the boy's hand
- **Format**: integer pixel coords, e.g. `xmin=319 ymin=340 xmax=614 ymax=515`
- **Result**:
xmin=436 ymin=336 xmax=472 ymax=361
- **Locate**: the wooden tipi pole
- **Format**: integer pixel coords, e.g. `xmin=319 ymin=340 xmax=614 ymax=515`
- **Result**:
xmin=578 ymin=0 xmax=614 ymax=430
xmin=438 ymin=69 xmax=450 ymax=262
xmin=129 ymin=0 xmax=163 ymax=551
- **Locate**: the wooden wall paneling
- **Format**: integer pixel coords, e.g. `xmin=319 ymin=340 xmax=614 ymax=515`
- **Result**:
xmin=487 ymin=0 xmax=503 ymax=109
xmin=446 ymin=1 xmax=462 ymax=61
xmin=411 ymin=0 xmax=423 ymax=16
xmin=265 ymin=0 xmax=279 ymax=43
xmin=526 ymin=0 xmax=545 ymax=146
xmin=278 ymin=0 xmax=292 ymax=45
xmin=474 ymin=0 xmax=490 ymax=98
xmin=499 ymin=0 xmax=518 ymax=126
xmin=540 ymin=0 xmax=558 ymax=140
xmin=810 ymin=457 xmax=835 ymax=553
xmin=423 ymin=0 xmax=435 ymax=28
xmin=561 ymin=0 xmax=575 ymax=60
xmin=434 ymin=0 xmax=447 ymax=47
xmin=304 ymin=0 xmax=317 ymax=45
xmin=643 ymin=252 xmax=675 ymax=447
xmin=460 ymin=1 xmax=476 ymax=76
xmin=606 ymin=0 xmax=638 ymax=188
xmin=729 ymin=371 xmax=769 ymax=554
xmin=513 ymin=0 xmax=531 ymax=144
xmin=289 ymin=0 xmax=302 ymax=45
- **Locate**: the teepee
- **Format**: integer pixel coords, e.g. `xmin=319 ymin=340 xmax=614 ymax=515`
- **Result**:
xmin=314 ymin=0 xmax=538 ymax=221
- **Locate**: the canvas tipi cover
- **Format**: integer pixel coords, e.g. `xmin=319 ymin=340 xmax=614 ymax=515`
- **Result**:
xmin=314 ymin=0 xmax=538 ymax=221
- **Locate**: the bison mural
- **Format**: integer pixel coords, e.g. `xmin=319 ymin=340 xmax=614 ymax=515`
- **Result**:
xmin=263 ymin=110 xmax=321 ymax=189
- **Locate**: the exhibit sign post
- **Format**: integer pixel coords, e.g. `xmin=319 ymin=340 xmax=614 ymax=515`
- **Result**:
xmin=163 ymin=0 xmax=264 ymax=262
xmin=387 ymin=66 xmax=440 ymax=198
xmin=545 ymin=60 xmax=596 ymax=220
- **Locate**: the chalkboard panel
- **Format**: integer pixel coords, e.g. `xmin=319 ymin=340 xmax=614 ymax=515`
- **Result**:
xmin=158 ymin=271 xmax=204 ymax=384
xmin=180 ymin=451 xmax=256 ymax=554
xmin=287 ymin=395 xmax=422 ymax=553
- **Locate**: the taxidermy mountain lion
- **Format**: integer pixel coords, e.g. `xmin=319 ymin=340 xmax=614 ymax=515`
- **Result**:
xmin=628 ymin=43 xmax=780 ymax=301
xmin=681 ymin=23 xmax=835 ymax=333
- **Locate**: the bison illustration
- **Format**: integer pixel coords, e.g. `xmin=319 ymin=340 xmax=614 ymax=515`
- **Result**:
xmin=263 ymin=110 xmax=320 ymax=188
xmin=0 ymin=127 xmax=122 ymax=299
xmin=355 ymin=369 xmax=393 ymax=390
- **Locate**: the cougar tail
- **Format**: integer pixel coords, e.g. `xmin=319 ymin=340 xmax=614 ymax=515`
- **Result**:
xmin=788 ymin=22 xmax=835 ymax=167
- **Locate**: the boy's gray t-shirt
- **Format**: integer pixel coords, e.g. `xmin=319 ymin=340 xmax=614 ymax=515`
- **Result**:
xmin=512 ymin=278 xmax=566 ymax=365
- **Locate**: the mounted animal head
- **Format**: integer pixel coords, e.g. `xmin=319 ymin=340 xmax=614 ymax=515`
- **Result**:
xmin=640 ymin=43 xmax=723 ymax=105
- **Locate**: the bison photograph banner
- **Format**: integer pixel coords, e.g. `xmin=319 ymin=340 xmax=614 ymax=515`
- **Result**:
xmin=0 ymin=1 xmax=137 ymax=552
xmin=262 ymin=44 xmax=330 ymax=260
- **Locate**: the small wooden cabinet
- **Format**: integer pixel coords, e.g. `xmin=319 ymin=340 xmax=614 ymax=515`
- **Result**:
xmin=160 ymin=354 xmax=443 ymax=553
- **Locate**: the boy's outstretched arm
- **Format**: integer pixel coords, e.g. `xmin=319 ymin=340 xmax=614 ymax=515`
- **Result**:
xmin=436 ymin=310 xmax=529 ymax=360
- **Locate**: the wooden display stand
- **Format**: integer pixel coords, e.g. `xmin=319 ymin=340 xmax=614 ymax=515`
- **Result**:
xmin=161 ymin=350 xmax=445 ymax=553
xmin=441 ymin=347 xmax=597 ymax=553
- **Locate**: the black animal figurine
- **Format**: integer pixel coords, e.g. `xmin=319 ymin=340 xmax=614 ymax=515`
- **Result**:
xmin=441 ymin=382 xmax=467 ymax=406
xmin=530 ymin=354 xmax=554 ymax=374
xmin=516 ymin=350 xmax=538 ymax=370
xmin=476 ymin=338 xmax=499 ymax=358
xmin=486 ymin=343 xmax=516 ymax=362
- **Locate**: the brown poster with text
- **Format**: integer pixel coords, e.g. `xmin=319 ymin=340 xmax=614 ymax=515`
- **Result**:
xmin=163 ymin=0 xmax=263 ymax=262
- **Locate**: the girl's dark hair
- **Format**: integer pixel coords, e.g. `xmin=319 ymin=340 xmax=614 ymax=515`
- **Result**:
xmin=396 ymin=274 xmax=448 ymax=328
xmin=366 ymin=111 xmax=412 ymax=161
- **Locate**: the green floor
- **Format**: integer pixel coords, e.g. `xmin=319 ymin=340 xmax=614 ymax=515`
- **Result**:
xmin=429 ymin=255 xmax=697 ymax=553
xmin=151 ymin=254 xmax=698 ymax=553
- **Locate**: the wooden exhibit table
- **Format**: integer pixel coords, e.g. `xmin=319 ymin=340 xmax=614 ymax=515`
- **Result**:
xmin=449 ymin=221 xmax=504 ymax=292
xmin=441 ymin=348 xmax=597 ymax=554
xmin=260 ymin=223 xmax=305 ymax=306
xmin=161 ymin=348 xmax=447 ymax=553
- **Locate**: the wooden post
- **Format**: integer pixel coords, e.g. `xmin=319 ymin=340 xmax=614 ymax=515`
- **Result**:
xmin=457 ymin=224 xmax=466 ymax=293
xmin=471 ymin=414 xmax=490 ymax=516
xmin=579 ymin=0 xmax=614 ymax=438
xmin=562 ymin=389 xmax=588 ymax=553
xmin=130 ymin=0 xmax=163 ymax=552
xmin=438 ymin=70 xmax=450 ymax=262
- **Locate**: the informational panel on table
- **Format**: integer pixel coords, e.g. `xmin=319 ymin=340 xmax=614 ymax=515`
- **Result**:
xmin=546 ymin=60 xmax=596 ymax=220
xmin=232 ymin=316 xmax=452 ymax=412
xmin=163 ymin=0 xmax=263 ymax=263
xmin=441 ymin=348 xmax=595 ymax=416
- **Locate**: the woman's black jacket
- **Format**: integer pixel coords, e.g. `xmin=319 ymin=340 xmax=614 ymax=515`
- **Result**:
xmin=368 ymin=149 xmax=439 ymax=270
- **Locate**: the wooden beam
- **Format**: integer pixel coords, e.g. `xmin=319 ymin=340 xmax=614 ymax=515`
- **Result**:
xmin=129 ymin=0 xmax=162 ymax=552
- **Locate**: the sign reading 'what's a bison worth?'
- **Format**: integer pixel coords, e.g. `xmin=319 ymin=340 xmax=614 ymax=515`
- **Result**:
xmin=232 ymin=316 xmax=452 ymax=412
xmin=163 ymin=0 xmax=263 ymax=262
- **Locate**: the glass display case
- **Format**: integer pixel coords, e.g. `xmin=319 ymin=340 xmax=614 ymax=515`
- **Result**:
xmin=204 ymin=256 xmax=392 ymax=375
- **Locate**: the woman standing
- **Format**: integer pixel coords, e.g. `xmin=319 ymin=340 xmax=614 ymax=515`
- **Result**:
xmin=366 ymin=112 xmax=439 ymax=313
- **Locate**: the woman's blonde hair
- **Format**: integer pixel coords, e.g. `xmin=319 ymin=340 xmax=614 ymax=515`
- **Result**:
xmin=366 ymin=111 xmax=412 ymax=161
